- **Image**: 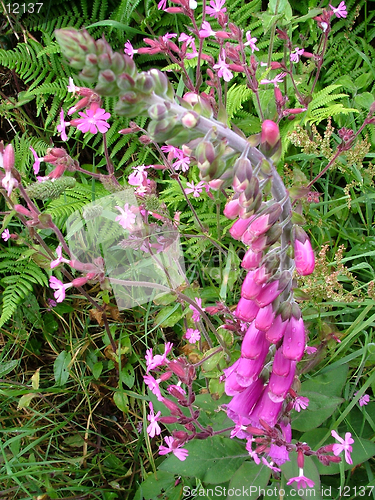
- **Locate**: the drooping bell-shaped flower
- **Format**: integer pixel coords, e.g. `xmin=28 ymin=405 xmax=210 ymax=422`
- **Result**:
xmin=241 ymin=270 xmax=264 ymax=300
xmin=241 ymin=324 xmax=270 ymax=359
xmin=255 ymin=271 xmax=291 ymax=308
xmin=293 ymin=226 xmax=315 ymax=276
xmin=268 ymin=362 xmax=296 ymax=402
xmin=255 ymin=303 xmax=276 ymax=331
xmin=226 ymin=377 xmax=264 ymax=423
xmin=249 ymin=386 xmax=283 ymax=427
xmin=235 ymin=352 xmax=268 ymax=388
xmin=241 ymin=247 xmax=263 ymax=270
xmin=272 ymin=347 xmax=292 ymax=377
xmin=235 ymin=297 xmax=260 ymax=322
xmin=282 ymin=314 xmax=306 ymax=361
xmin=266 ymin=314 xmax=289 ymax=343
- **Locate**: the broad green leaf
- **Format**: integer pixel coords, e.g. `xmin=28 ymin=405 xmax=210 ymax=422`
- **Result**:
xmin=92 ymin=361 xmax=103 ymax=380
xmin=54 ymin=351 xmax=71 ymax=386
xmin=113 ymin=390 xmax=129 ymax=412
xmin=300 ymin=364 xmax=347 ymax=397
xmin=153 ymin=291 xmax=177 ymax=305
xmin=121 ymin=363 xmax=135 ymax=389
xmin=228 ymin=461 xmax=271 ymax=499
xmin=355 ymin=92 xmax=375 ymax=110
xmin=291 ymin=392 xmax=343 ymax=431
xmin=158 ymin=435 xmax=247 ymax=484
xmin=133 ymin=471 xmax=178 ymax=500
xmin=0 ymin=359 xmax=18 ymax=378
xmin=154 ymin=304 xmax=183 ymax=328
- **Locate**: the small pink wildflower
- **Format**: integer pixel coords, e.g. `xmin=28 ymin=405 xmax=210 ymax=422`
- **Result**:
xmin=179 ymin=33 xmax=198 ymax=59
xmin=245 ymin=439 xmax=261 ymax=464
xmin=290 ymin=47 xmax=305 ymax=63
xmin=199 ymin=21 xmax=216 ymax=38
xmin=67 ymin=77 xmax=80 ymax=96
xmin=205 ymin=0 xmax=227 ymax=19
xmin=161 ymin=33 xmax=177 ymax=43
xmin=159 ymin=436 xmax=189 ymax=461
xmin=261 ymin=457 xmax=281 ymax=473
xmin=213 ymin=50 xmax=233 ymax=82
xmin=329 ymin=1 xmax=347 ymax=18
xmin=49 ymin=276 xmax=73 ymax=303
xmin=184 ymin=181 xmax=206 ymax=198
xmin=260 ymin=72 xmax=286 ymax=87
xmin=115 ymin=203 xmax=137 ymax=230
xmin=144 ymin=374 xmax=163 ymax=401
xmin=29 ymin=147 xmax=44 ymax=175
xmin=173 ymin=154 xmax=190 ymax=172
xmin=124 ymin=40 xmax=137 ymax=58
xmin=145 ymin=342 xmax=173 ymax=372
xmin=146 ymin=402 xmax=161 ymax=437
xmin=305 ymin=345 xmax=318 ymax=355
xmin=293 ymin=396 xmax=309 ymax=412
xmin=72 ymin=103 xmax=111 ymax=134
xmin=185 ymin=328 xmax=201 ymax=343
xmin=157 ymin=0 xmax=167 ymax=9
xmin=355 ymin=392 xmax=370 ymax=407
xmin=189 ymin=297 xmax=203 ymax=322
xmin=1 ymin=171 xmax=18 ymax=196
xmin=56 ymin=109 xmax=70 ymax=141
xmin=244 ymin=31 xmax=259 ymax=53
xmin=331 ymin=430 xmax=354 ymax=464
xmin=287 ymin=468 xmax=315 ymax=489
xmin=50 ymin=245 xmax=70 ymax=269
xmin=2 ymin=229 xmax=11 ymax=241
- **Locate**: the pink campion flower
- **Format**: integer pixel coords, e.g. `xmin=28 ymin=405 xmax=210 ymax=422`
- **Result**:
xmin=244 ymin=31 xmax=259 ymax=53
xmin=185 ymin=181 xmax=206 ymax=198
xmin=268 ymin=444 xmax=290 ymax=466
xmin=157 ymin=0 xmax=167 ymax=10
xmin=173 ymin=154 xmax=190 ymax=172
xmin=56 ymin=109 xmax=70 ymax=141
xmin=213 ymin=50 xmax=233 ymax=82
xmin=29 ymin=147 xmax=44 ymax=175
xmin=205 ymin=0 xmax=227 ymax=18
xmin=2 ymin=229 xmax=11 ymax=241
xmin=124 ymin=40 xmax=137 ymax=59
xmin=189 ymin=297 xmax=203 ymax=322
xmin=293 ymin=396 xmax=309 ymax=412
xmin=329 ymin=1 xmax=347 ymax=18
xmin=71 ymin=103 xmax=111 ymax=134
xmin=159 ymin=436 xmax=189 ymax=461
xmin=67 ymin=77 xmax=80 ymax=96
xmin=161 ymin=33 xmax=177 ymax=43
xmin=287 ymin=468 xmax=315 ymax=489
xmin=179 ymin=33 xmax=198 ymax=59
xmin=2 ymin=171 xmax=18 ymax=196
xmin=261 ymin=458 xmax=281 ymax=473
xmin=50 ymin=245 xmax=70 ymax=269
xmin=290 ymin=47 xmax=305 ymax=63
xmin=115 ymin=203 xmax=137 ymax=230
xmin=246 ymin=439 xmax=261 ymax=464
xmin=185 ymin=328 xmax=201 ymax=343
xmin=331 ymin=430 xmax=354 ymax=464
xmin=305 ymin=345 xmax=318 ymax=355
xmin=355 ymin=392 xmax=370 ymax=407
xmin=146 ymin=402 xmax=161 ymax=437
xmin=144 ymin=374 xmax=163 ymax=401
xmin=145 ymin=342 xmax=173 ymax=372
xmin=199 ymin=21 xmax=216 ymax=38
xmin=128 ymin=164 xmax=149 ymax=186
xmin=161 ymin=145 xmax=182 ymax=161
xmin=260 ymin=72 xmax=286 ymax=87
xmin=49 ymin=276 xmax=73 ymax=303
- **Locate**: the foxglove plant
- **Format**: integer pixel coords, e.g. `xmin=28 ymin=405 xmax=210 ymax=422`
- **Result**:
xmin=1 ymin=0 xmax=372 ymax=492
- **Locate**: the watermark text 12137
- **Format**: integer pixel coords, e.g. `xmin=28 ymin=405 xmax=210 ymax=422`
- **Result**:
xmin=4 ymin=3 xmax=43 ymax=14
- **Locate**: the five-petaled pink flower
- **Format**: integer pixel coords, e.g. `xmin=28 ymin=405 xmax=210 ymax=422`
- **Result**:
xmin=146 ymin=402 xmax=161 ymax=437
xmin=185 ymin=328 xmax=201 ymax=343
xmin=159 ymin=436 xmax=189 ymax=461
xmin=50 ymin=245 xmax=70 ymax=269
xmin=56 ymin=109 xmax=70 ymax=141
xmin=124 ymin=40 xmax=137 ymax=59
xmin=287 ymin=468 xmax=315 ymax=489
xmin=199 ymin=21 xmax=216 ymax=39
xmin=2 ymin=229 xmax=11 ymax=241
xmin=144 ymin=374 xmax=163 ymax=401
xmin=290 ymin=47 xmax=305 ymax=63
xmin=355 ymin=392 xmax=370 ymax=407
xmin=145 ymin=342 xmax=173 ymax=372
xmin=329 ymin=1 xmax=347 ymax=18
xmin=260 ymin=72 xmax=286 ymax=87
xmin=244 ymin=31 xmax=259 ymax=53
xmin=72 ymin=103 xmax=111 ymax=134
xmin=189 ymin=297 xmax=203 ymax=322
xmin=185 ymin=181 xmax=206 ymax=198
xmin=115 ymin=203 xmax=137 ymax=230
xmin=331 ymin=430 xmax=354 ymax=464
xmin=49 ymin=276 xmax=73 ymax=303
xmin=213 ymin=50 xmax=233 ymax=82
xmin=205 ymin=0 xmax=227 ymax=18
xmin=173 ymin=154 xmax=191 ymax=172
xmin=293 ymin=396 xmax=309 ymax=412
xmin=67 ymin=77 xmax=80 ymax=96
xmin=29 ymin=147 xmax=44 ymax=175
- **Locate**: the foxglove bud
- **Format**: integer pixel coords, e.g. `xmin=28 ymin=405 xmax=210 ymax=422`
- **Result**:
xmin=246 ymin=203 xmax=282 ymax=237
xmin=250 ymin=225 xmax=282 ymax=253
xmin=293 ymin=226 xmax=315 ymax=276
xmin=241 ymin=248 xmax=262 ymax=270
xmin=234 ymin=297 xmax=260 ymax=322
xmin=255 ymin=270 xmax=291 ymax=308
xmin=224 ymin=197 xmax=240 ymax=219
xmin=266 ymin=314 xmax=289 ymax=343
xmin=241 ymin=271 xmax=264 ymax=300
xmin=3 ymin=144 xmax=15 ymax=172
xmin=229 ymin=216 xmax=254 ymax=240
xmin=260 ymin=120 xmax=281 ymax=158
xmin=232 ymin=156 xmax=253 ymax=193
xmin=241 ymin=324 xmax=269 ymax=359
xmin=282 ymin=316 xmax=306 ymax=361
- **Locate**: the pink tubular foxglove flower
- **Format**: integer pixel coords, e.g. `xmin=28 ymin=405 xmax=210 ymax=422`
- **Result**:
xmin=235 ymin=297 xmax=260 ymax=322
xmin=329 ymin=1 xmax=347 ymax=18
xmin=241 ymin=248 xmax=262 ymax=270
xmin=331 ymin=430 xmax=354 ymax=464
xmin=159 ymin=436 xmax=189 ymax=461
xmin=70 ymin=102 xmax=111 ymax=134
xmin=293 ymin=226 xmax=315 ymax=275
xmin=282 ymin=315 xmax=306 ymax=361
xmin=241 ymin=271 xmax=264 ymax=300
xmin=241 ymin=324 xmax=269 ymax=359
xmin=146 ymin=402 xmax=161 ymax=437
xmin=229 ymin=217 xmax=254 ymax=240
xmin=287 ymin=468 xmax=315 ymax=489
xmin=261 ymin=120 xmax=280 ymax=148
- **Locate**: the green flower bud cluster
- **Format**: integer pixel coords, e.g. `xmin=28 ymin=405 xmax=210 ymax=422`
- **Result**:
xmin=195 ymin=135 xmax=238 ymax=183
xmin=26 ymin=177 xmax=76 ymax=201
